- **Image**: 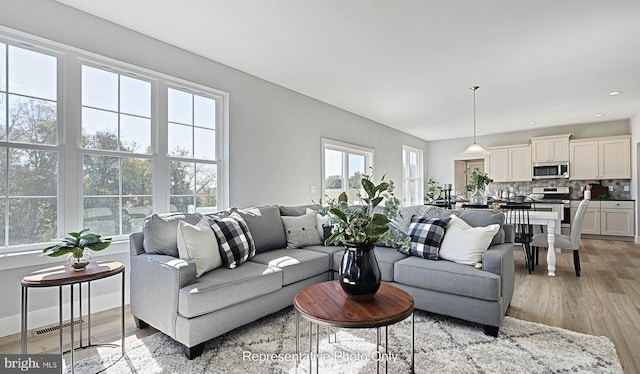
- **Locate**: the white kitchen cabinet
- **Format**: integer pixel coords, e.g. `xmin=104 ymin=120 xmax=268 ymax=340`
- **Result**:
xmin=569 ymin=135 xmax=630 ymax=180
xmin=530 ymin=134 xmax=571 ymax=163
xmin=570 ymin=200 xmax=634 ymax=237
xmin=488 ymin=145 xmax=531 ymax=182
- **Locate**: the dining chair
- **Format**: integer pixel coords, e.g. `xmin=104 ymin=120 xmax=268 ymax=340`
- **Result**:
xmin=531 ymin=199 xmax=590 ymax=277
xmin=502 ymin=203 xmax=534 ymax=274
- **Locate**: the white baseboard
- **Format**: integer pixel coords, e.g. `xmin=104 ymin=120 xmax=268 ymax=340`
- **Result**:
xmin=0 ymin=291 xmax=129 ymax=338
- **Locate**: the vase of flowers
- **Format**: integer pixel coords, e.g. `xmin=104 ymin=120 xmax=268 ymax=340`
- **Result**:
xmin=41 ymin=229 xmax=112 ymax=271
xmin=465 ymin=168 xmax=493 ymax=205
xmin=321 ymin=172 xmax=406 ymax=300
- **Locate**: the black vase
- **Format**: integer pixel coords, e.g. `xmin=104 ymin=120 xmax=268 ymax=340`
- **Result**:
xmin=339 ymin=243 xmax=381 ymax=301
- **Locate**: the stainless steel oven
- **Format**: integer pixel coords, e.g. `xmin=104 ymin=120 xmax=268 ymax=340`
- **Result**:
xmin=531 ymin=186 xmax=571 ymax=234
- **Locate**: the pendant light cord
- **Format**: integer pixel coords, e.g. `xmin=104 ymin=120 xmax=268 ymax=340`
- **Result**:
xmin=471 ymin=86 xmax=479 ymax=144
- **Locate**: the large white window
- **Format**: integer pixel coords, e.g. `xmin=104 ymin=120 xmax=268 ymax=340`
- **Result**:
xmin=0 ymin=30 xmax=228 ymax=253
xmin=168 ymin=87 xmax=219 ymax=214
xmin=322 ymin=139 xmax=373 ymax=204
xmin=0 ymin=42 xmax=60 ymax=247
xmin=402 ymin=145 xmax=424 ymax=206
xmin=81 ymin=64 xmax=153 ymax=235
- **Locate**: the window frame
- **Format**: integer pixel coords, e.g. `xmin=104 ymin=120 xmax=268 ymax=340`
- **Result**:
xmin=321 ymin=138 xmax=374 ymax=204
xmin=0 ymin=27 xmax=230 ymax=254
xmin=402 ymin=145 xmax=424 ymax=206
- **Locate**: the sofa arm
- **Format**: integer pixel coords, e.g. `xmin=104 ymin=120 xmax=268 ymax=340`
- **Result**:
xmin=482 ymin=242 xmax=515 ymax=310
xmin=130 ymin=253 xmax=197 ymax=338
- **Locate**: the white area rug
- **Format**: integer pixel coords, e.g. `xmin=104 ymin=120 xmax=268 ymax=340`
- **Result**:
xmin=66 ymin=308 xmax=623 ymax=373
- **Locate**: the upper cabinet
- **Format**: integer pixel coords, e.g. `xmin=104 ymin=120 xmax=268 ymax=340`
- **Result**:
xmin=530 ymin=134 xmax=571 ymax=163
xmin=569 ymin=135 xmax=631 ymax=180
xmin=488 ymin=144 xmax=532 ymax=182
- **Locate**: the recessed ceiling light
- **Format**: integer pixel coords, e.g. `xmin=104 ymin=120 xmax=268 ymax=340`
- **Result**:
xmin=609 ymin=91 xmax=622 ymax=96
xmin=595 ymin=113 xmax=605 ymax=117
xmin=529 ymin=122 xmax=536 ymax=126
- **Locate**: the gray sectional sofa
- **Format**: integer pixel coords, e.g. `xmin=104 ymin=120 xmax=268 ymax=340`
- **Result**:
xmin=129 ymin=204 xmax=514 ymax=359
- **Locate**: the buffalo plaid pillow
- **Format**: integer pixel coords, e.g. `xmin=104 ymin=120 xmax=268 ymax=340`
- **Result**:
xmin=401 ymin=216 xmax=450 ymax=260
xmin=210 ymin=213 xmax=256 ymax=269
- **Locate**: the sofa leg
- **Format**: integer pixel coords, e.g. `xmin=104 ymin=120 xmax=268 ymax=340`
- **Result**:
xmin=183 ymin=343 xmax=205 ymax=360
xmin=134 ymin=317 xmax=149 ymax=329
xmin=483 ymin=325 xmax=499 ymax=337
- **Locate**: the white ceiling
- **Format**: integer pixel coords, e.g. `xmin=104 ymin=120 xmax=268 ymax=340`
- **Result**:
xmin=56 ymin=0 xmax=640 ymax=141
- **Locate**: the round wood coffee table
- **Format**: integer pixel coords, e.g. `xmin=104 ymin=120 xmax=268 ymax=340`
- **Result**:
xmin=294 ymin=280 xmax=414 ymax=373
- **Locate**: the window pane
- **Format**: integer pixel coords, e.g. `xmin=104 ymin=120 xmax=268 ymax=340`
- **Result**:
xmin=0 ymin=148 xmax=4 ymax=196
xmin=82 ymin=107 xmax=118 ymax=150
xmin=324 ymin=149 xmax=343 ymax=200
xmin=83 ymin=197 xmax=118 ymax=236
xmin=8 ymin=148 xmax=57 ymax=196
xmin=194 ymin=128 xmax=215 ymax=160
xmin=170 ymin=196 xmax=194 ymax=214
xmin=170 ymin=161 xmax=194 ymax=195
xmin=8 ymin=46 xmax=57 ymax=101
xmin=348 ymin=154 xmax=365 ymax=189
xmin=83 ymin=154 xmax=119 ymax=195
xmin=168 ymin=88 xmax=192 ymax=125
xmin=8 ymin=198 xmax=57 ymax=245
xmin=123 ymin=197 xmax=151 ymax=234
xmin=195 ymin=163 xmax=217 ymax=213
xmin=168 ymin=122 xmax=193 ymax=157
xmin=82 ymin=65 xmax=118 ymax=111
xmin=194 ymin=95 xmax=215 ymax=129
xmin=8 ymin=95 xmax=57 ymax=144
xmin=122 ymin=157 xmax=152 ymax=195
xmin=0 ymin=200 xmax=4 ymax=246
xmin=120 ymin=114 xmax=151 ymax=153
xmin=0 ymin=93 xmax=5 ymax=141
xmin=120 ymin=75 xmax=150 ymax=117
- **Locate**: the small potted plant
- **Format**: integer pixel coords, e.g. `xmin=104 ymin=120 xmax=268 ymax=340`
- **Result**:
xmin=464 ymin=167 xmax=493 ymax=205
xmin=42 ymin=229 xmax=112 ymax=271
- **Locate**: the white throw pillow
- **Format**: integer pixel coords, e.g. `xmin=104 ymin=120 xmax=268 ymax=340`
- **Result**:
xmin=177 ymin=218 xmax=222 ymax=277
xmin=438 ymin=215 xmax=500 ymax=266
xmin=306 ymin=207 xmax=329 ymax=240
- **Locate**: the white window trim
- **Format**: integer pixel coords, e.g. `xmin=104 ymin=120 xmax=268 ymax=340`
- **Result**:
xmin=0 ymin=26 xmax=230 ymax=256
xmin=402 ymin=145 xmax=424 ymax=206
xmin=321 ymin=138 xmax=374 ymax=203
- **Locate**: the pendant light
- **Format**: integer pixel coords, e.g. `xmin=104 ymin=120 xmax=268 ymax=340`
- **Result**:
xmin=462 ymin=86 xmax=489 ymax=155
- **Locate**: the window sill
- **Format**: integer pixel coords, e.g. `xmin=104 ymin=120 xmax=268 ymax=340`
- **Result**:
xmin=0 ymin=239 xmax=130 ymax=271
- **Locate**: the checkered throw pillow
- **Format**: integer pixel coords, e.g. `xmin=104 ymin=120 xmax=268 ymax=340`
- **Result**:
xmin=210 ymin=213 xmax=256 ymax=269
xmin=403 ymin=216 xmax=449 ymax=260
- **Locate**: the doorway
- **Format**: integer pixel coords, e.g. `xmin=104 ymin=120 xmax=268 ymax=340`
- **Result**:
xmin=454 ymin=158 xmax=485 ymax=199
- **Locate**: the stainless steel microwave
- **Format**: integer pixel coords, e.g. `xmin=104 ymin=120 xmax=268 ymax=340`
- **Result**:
xmin=532 ymin=162 xmax=569 ymax=179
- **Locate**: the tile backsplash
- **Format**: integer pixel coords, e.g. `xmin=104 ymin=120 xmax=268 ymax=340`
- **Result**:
xmin=488 ymin=179 xmax=631 ymax=200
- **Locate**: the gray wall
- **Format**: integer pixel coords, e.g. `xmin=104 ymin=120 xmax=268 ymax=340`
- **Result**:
xmin=0 ymin=0 xmax=427 ymax=335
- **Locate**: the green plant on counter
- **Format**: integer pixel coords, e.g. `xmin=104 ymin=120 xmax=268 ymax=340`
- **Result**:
xmin=464 ymin=167 xmax=493 ymax=191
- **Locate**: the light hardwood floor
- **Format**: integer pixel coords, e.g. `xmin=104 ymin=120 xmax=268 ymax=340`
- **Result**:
xmin=1 ymin=238 xmax=639 ymax=373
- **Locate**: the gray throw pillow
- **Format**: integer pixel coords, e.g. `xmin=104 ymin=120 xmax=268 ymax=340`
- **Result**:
xmin=281 ymin=211 xmax=322 ymax=248
xmin=233 ymin=206 xmax=287 ymax=253
xmin=390 ymin=205 xmax=439 ymax=234
xmin=143 ymin=213 xmax=202 ymax=256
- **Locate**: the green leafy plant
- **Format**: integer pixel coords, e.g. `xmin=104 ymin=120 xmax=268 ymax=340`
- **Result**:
xmin=320 ymin=173 xmax=407 ymax=247
xmin=464 ymin=167 xmax=493 ymax=191
xmin=424 ymin=178 xmax=444 ymax=203
xmin=41 ymin=229 xmax=112 ymax=259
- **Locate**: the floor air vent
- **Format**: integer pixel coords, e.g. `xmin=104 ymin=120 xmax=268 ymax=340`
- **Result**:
xmin=34 ymin=319 xmax=84 ymax=336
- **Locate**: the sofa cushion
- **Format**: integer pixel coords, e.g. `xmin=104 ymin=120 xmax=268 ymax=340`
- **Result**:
xmin=403 ymin=216 xmax=449 ymax=260
xmin=394 ymin=256 xmax=501 ymax=302
xmin=233 ymin=206 xmax=286 ymax=253
xmin=143 ymin=213 xmax=202 ymax=256
xmin=390 ymin=205 xmax=439 ymax=234
xmin=281 ymin=211 xmax=322 ymax=248
xmin=250 ymin=248 xmax=329 ymax=286
xmin=177 ymin=218 xmax=222 ymax=277
xmin=210 ymin=213 xmax=256 ymax=269
xmin=439 ymin=215 xmax=500 ymax=266
xmin=278 ymin=204 xmax=321 ymax=217
xmin=178 ymin=262 xmax=282 ymax=318
xmin=332 ymin=246 xmax=407 ymax=281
